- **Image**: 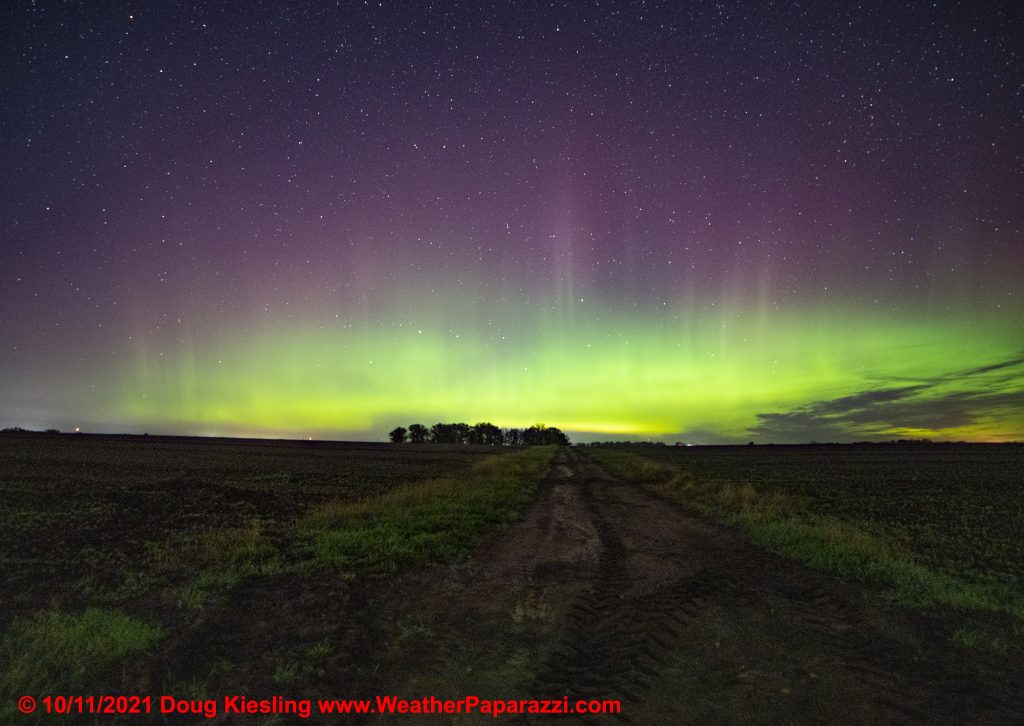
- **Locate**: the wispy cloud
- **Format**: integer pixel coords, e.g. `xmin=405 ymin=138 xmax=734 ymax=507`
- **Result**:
xmin=749 ymin=354 xmax=1024 ymax=442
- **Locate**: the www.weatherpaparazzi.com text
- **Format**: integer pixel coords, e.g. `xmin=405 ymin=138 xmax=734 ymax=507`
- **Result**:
xmin=24 ymin=693 xmax=622 ymax=719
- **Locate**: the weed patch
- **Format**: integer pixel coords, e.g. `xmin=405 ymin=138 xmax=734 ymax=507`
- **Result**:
xmin=161 ymin=520 xmax=283 ymax=610
xmin=0 ymin=608 xmax=162 ymax=718
xmin=300 ymin=446 xmax=553 ymax=575
xmin=952 ymin=626 xmax=1011 ymax=655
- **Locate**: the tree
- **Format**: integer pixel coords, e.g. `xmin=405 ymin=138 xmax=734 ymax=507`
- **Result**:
xmin=388 ymin=426 xmax=408 ymax=443
xmin=523 ymin=424 xmax=547 ymax=445
xmin=522 ymin=423 xmax=569 ymax=446
xmin=481 ymin=422 xmax=503 ymax=445
xmin=390 ymin=421 xmax=567 ymax=446
xmin=546 ymin=426 xmax=570 ymax=446
xmin=471 ymin=422 xmax=502 ymax=445
xmin=430 ymin=422 xmax=455 ymax=444
xmin=408 ymin=423 xmax=429 ymax=443
xmin=503 ymin=427 xmax=522 ymax=446
xmin=453 ymin=422 xmax=472 ymax=445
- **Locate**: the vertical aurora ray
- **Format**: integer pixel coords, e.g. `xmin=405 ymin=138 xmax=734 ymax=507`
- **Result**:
xmin=110 ymin=299 xmax=1024 ymax=442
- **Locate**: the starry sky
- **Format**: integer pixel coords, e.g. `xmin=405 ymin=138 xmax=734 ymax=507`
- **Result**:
xmin=2 ymin=1 xmax=1022 ymax=443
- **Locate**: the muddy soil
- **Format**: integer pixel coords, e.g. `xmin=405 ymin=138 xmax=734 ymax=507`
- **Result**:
xmin=338 ymin=448 xmax=1022 ymax=724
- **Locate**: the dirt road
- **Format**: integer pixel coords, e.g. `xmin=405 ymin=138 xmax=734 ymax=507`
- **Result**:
xmin=343 ymin=448 xmax=1021 ymax=724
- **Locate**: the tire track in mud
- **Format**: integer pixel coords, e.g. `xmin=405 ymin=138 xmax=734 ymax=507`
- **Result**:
xmin=521 ymin=451 xmax=1022 ymax=725
xmin=730 ymin=562 xmax=936 ymax=724
xmin=366 ymin=449 xmax=1021 ymax=725
xmin=722 ymin=526 xmax=1023 ymax=723
xmin=523 ymin=455 xmax=731 ymax=723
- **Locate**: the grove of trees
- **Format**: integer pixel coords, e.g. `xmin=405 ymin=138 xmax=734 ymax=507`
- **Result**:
xmin=389 ymin=422 xmax=569 ymax=446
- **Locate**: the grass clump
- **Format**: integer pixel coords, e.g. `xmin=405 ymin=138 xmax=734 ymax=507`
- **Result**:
xmin=580 ymin=448 xmax=676 ymax=484
xmin=300 ymin=446 xmax=553 ymax=575
xmin=952 ymin=627 xmax=1010 ymax=654
xmin=273 ymin=639 xmax=333 ymax=686
xmin=740 ymin=514 xmax=1022 ymax=614
xmin=166 ymin=520 xmax=283 ymax=610
xmin=0 ymin=608 xmax=163 ymax=716
xmin=196 ymin=520 xmax=280 ymax=571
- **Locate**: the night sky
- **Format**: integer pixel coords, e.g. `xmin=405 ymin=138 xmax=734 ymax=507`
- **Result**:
xmin=2 ymin=1 xmax=1022 ymax=443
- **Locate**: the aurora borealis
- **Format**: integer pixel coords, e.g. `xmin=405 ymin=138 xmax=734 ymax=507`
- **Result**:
xmin=2 ymin=2 xmax=1022 ymax=443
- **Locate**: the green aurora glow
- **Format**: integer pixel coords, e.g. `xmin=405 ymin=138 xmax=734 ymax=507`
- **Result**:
xmin=4 ymin=3 xmax=1023 ymax=444
xmin=109 ymin=303 xmax=1023 ymax=443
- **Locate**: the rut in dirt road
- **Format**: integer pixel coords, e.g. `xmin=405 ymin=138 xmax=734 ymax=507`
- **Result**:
xmin=528 ymin=468 xmax=727 ymax=710
xmin=519 ymin=449 xmax=1021 ymax=725
xmin=360 ymin=448 xmax=1021 ymax=725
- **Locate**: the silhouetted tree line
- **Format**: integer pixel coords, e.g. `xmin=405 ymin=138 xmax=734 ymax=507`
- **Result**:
xmin=389 ymin=422 xmax=569 ymax=446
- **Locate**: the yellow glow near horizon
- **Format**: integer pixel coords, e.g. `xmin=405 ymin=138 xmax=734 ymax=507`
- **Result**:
xmin=108 ymin=304 xmax=1024 ymax=443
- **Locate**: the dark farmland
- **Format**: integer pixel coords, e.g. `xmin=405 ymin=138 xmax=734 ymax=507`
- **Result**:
xmin=601 ymin=442 xmax=1024 ymax=589
xmin=1 ymin=433 xmax=509 ymax=625
xmin=2 ymin=434 xmax=1023 ymax=723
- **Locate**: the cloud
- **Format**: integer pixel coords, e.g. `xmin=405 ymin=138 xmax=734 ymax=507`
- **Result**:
xmin=749 ymin=354 xmax=1024 ymax=442
xmin=957 ymin=356 xmax=1024 ymax=378
xmin=749 ymin=412 xmax=857 ymax=442
xmin=812 ymin=385 xmax=931 ymax=415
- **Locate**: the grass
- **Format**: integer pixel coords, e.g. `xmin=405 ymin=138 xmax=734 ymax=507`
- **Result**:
xmin=609 ymin=443 xmax=1024 ymax=589
xmin=1 ymin=434 xmax=558 ymax=703
xmin=171 ymin=521 xmax=285 ymax=609
xmin=0 ymin=608 xmax=162 ymax=718
xmin=142 ymin=447 xmax=554 ymax=605
xmin=299 ymin=446 xmax=554 ymax=575
xmin=585 ymin=447 xmax=1024 ymax=622
xmin=952 ymin=626 xmax=1010 ymax=654
xmin=273 ymin=639 xmax=333 ymax=687
xmin=141 ymin=519 xmax=286 ymax=609
xmin=1 ymin=434 xmax=530 ymax=616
